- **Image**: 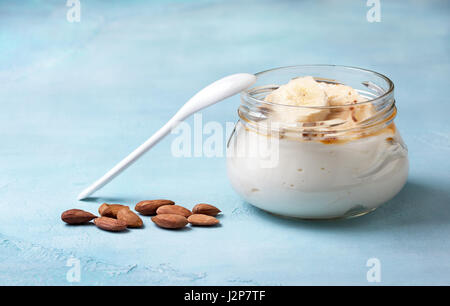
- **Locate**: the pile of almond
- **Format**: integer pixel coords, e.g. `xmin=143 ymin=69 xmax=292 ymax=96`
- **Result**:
xmin=61 ymin=200 xmax=221 ymax=232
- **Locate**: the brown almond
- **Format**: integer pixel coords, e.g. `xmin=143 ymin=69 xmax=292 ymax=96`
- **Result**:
xmin=192 ymin=203 xmax=221 ymax=216
xmin=151 ymin=214 xmax=188 ymax=229
xmin=156 ymin=205 xmax=192 ymax=218
xmin=135 ymin=199 xmax=175 ymax=215
xmin=61 ymin=209 xmax=97 ymax=225
xmin=98 ymin=203 xmax=129 ymax=218
xmin=187 ymin=214 xmax=220 ymax=226
xmin=117 ymin=208 xmax=143 ymax=228
xmin=94 ymin=217 xmax=127 ymax=232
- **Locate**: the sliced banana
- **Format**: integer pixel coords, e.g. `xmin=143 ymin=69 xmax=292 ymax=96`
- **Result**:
xmin=320 ymin=83 xmax=376 ymax=124
xmin=263 ymin=77 xmax=377 ymax=128
xmin=320 ymin=83 xmax=365 ymax=106
xmin=351 ymin=103 xmax=377 ymax=122
xmin=265 ymin=76 xmax=329 ymax=123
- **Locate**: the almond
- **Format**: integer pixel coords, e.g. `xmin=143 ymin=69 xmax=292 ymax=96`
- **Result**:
xmin=151 ymin=214 xmax=188 ymax=229
xmin=98 ymin=203 xmax=129 ymax=218
xmin=156 ymin=205 xmax=192 ymax=218
xmin=135 ymin=199 xmax=174 ymax=215
xmin=61 ymin=209 xmax=97 ymax=225
xmin=187 ymin=214 xmax=220 ymax=226
xmin=94 ymin=217 xmax=127 ymax=232
xmin=117 ymin=208 xmax=143 ymax=228
xmin=192 ymin=203 xmax=221 ymax=216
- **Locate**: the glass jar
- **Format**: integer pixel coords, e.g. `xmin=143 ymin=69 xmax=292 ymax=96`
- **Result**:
xmin=226 ymin=65 xmax=409 ymax=219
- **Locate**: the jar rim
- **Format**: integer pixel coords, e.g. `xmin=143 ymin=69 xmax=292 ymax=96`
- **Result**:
xmin=241 ymin=64 xmax=395 ymax=110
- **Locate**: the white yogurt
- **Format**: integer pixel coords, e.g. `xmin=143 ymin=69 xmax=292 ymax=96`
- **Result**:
xmin=226 ymin=122 xmax=409 ymax=219
xmin=227 ymin=69 xmax=408 ymax=219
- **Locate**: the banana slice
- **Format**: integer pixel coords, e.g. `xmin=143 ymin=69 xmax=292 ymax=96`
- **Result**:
xmin=351 ymin=103 xmax=376 ymax=122
xmin=263 ymin=78 xmax=377 ymax=127
xmin=320 ymin=83 xmax=376 ymax=124
xmin=320 ymin=83 xmax=365 ymax=106
xmin=265 ymin=76 xmax=329 ymax=123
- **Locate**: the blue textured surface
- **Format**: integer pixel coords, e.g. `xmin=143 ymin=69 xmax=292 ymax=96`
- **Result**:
xmin=0 ymin=0 xmax=449 ymax=285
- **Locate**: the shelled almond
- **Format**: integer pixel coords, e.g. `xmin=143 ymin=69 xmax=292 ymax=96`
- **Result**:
xmin=151 ymin=214 xmax=188 ymax=229
xmin=188 ymin=214 xmax=220 ymax=226
xmin=94 ymin=217 xmax=127 ymax=232
xmin=192 ymin=204 xmax=221 ymax=216
xmin=98 ymin=203 xmax=129 ymax=218
xmin=135 ymin=199 xmax=174 ymax=215
xmin=61 ymin=209 xmax=97 ymax=225
xmin=156 ymin=205 xmax=192 ymax=218
xmin=117 ymin=207 xmax=143 ymax=228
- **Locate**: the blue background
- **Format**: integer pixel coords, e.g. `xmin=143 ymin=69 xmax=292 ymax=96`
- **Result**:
xmin=0 ymin=0 xmax=449 ymax=285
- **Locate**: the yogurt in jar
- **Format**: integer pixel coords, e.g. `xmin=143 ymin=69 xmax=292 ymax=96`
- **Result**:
xmin=226 ymin=70 xmax=408 ymax=219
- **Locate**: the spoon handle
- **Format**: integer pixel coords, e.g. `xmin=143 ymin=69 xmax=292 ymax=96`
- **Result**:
xmin=77 ymin=73 xmax=256 ymax=200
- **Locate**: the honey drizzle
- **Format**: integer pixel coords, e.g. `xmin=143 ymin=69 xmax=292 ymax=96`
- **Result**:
xmin=239 ymin=107 xmax=397 ymax=145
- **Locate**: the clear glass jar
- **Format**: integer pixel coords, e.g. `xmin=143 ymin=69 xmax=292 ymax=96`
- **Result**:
xmin=226 ymin=65 xmax=409 ymax=219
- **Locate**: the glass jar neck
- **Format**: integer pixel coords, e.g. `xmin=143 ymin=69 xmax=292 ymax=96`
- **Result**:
xmin=238 ymin=83 xmax=396 ymax=142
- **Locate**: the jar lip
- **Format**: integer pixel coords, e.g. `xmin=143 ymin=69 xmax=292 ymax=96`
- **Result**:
xmin=241 ymin=64 xmax=395 ymax=109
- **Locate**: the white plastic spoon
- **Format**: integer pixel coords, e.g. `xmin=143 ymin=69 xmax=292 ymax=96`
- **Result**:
xmin=77 ymin=73 xmax=256 ymax=200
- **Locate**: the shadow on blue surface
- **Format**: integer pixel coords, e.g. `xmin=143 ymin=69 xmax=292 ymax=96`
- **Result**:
xmin=80 ymin=196 xmax=141 ymax=203
xmin=244 ymin=181 xmax=450 ymax=231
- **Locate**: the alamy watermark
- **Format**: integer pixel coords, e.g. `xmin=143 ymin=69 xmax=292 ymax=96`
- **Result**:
xmin=66 ymin=0 xmax=81 ymax=23
xmin=170 ymin=114 xmax=235 ymax=158
xmin=366 ymin=257 xmax=381 ymax=283
xmin=366 ymin=0 xmax=381 ymax=23
xmin=66 ymin=257 xmax=81 ymax=283
xmin=170 ymin=114 xmax=280 ymax=168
